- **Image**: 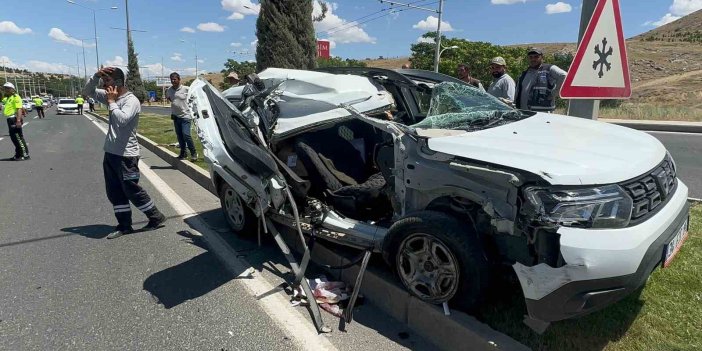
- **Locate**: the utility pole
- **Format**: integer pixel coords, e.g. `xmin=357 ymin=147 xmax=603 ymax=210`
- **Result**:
xmin=77 ymin=52 xmax=81 ymax=93
xmin=1 ymin=58 xmax=6 ymax=82
xmin=567 ymin=0 xmax=599 ymax=120
xmin=125 ymin=0 xmax=131 ymax=46
xmin=379 ymin=0 xmax=443 ymax=72
xmin=81 ymin=39 xmax=88 ymax=83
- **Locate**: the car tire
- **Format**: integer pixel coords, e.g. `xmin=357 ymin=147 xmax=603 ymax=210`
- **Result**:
xmin=218 ymin=182 xmax=258 ymax=236
xmin=384 ymin=211 xmax=490 ymax=310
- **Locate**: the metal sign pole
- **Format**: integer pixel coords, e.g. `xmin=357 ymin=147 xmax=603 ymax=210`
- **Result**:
xmin=567 ymin=0 xmax=599 ymax=120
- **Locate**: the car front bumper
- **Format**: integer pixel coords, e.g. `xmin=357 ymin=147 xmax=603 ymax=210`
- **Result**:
xmin=514 ymin=180 xmax=690 ymax=323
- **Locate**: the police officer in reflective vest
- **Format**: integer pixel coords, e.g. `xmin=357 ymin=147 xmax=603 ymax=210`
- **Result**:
xmin=33 ymin=96 xmax=45 ymax=119
xmin=515 ymin=48 xmax=567 ymax=112
xmin=75 ymin=95 xmax=85 ymax=114
xmin=2 ymin=82 xmax=30 ymax=160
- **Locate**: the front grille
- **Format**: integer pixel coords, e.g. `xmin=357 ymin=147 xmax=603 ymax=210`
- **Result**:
xmin=620 ymin=157 xmax=677 ymax=225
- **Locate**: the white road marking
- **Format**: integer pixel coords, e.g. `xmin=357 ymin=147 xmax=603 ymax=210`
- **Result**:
xmin=0 ymin=137 xmax=3 ymax=141
xmin=22 ymin=122 xmax=28 ymax=127
xmin=647 ymin=131 xmax=702 ymax=136
xmin=33 ymin=116 xmax=38 ymax=119
xmin=84 ymin=114 xmax=337 ymax=351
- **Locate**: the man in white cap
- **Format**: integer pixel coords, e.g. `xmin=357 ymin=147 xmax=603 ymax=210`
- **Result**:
xmin=225 ymin=71 xmax=240 ymax=87
xmin=83 ymin=66 xmax=167 ymax=239
xmin=2 ymin=82 xmax=30 ymax=160
xmin=487 ymin=56 xmax=516 ymax=105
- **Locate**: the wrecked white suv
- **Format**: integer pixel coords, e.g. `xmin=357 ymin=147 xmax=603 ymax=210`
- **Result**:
xmin=187 ymin=67 xmax=690 ymax=329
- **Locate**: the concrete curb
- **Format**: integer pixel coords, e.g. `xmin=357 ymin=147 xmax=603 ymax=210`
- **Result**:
xmin=601 ymin=119 xmax=702 ymax=133
xmin=87 ymin=111 xmax=530 ymax=351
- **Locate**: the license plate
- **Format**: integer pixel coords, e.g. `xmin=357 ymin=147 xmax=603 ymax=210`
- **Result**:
xmin=663 ymin=218 xmax=689 ymax=268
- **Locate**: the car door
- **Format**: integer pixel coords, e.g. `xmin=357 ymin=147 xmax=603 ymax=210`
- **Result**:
xmin=188 ymin=78 xmax=281 ymax=211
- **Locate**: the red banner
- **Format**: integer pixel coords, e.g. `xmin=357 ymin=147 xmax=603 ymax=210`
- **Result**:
xmin=317 ymin=40 xmax=330 ymax=59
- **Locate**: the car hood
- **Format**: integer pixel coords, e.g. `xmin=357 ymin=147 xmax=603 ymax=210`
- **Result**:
xmin=425 ymin=113 xmax=666 ymax=185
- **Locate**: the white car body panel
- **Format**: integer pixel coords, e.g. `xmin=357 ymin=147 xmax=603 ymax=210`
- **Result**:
xmin=426 ymin=113 xmax=666 ymax=185
xmin=188 ymin=79 xmax=273 ymax=209
xmin=515 ymin=180 xmax=688 ymax=300
xmin=225 ymin=68 xmax=392 ymax=137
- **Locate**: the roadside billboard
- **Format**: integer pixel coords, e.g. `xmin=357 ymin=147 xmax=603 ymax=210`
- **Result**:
xmin=317 ymin=40 xmax=330 ymax=59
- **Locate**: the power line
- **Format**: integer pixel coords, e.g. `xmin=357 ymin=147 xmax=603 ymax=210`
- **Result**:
xmin=323 ymin=1 xmax=438 ymax=37
xmin=316 ymin=0 xmax=434 ymax=37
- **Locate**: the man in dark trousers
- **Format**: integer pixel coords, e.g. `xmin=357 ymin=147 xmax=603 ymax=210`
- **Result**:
xmin=166 ymin=72 xmax=197 ymax=161
xmin=83 ymin=67 xmax=166 ymax=239
xmin=3 ymin=82 xmax=29 ymax=160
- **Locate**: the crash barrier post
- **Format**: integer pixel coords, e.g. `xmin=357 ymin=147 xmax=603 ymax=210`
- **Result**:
xmin=264 ymin=218 xmax=331 ymax=333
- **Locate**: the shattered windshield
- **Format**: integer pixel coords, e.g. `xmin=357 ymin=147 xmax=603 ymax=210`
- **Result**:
xmin=411 ymin=82 xmax=525 ymax=131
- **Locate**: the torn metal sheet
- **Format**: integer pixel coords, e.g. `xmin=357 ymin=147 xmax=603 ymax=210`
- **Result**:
xmin=513 ymin=262 xmax=588 ymax=300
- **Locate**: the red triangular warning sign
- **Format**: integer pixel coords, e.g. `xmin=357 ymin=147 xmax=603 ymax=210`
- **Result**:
xmin=560 ymin=0 xmax=631 ymax=99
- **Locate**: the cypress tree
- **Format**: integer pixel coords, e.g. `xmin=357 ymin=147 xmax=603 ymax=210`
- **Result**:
xmin=256 ymin=0 xmax=317 ymax=71
xmin=126 ymin=37 xmax=147 ymax=103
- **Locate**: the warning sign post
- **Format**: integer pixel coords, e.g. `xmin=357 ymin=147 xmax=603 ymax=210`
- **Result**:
xmin=562 ymin=0 xmax=631 ymax=99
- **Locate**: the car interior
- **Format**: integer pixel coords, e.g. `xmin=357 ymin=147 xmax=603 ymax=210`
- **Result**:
xmin=272 ymin=118 xmax=395 ymax=222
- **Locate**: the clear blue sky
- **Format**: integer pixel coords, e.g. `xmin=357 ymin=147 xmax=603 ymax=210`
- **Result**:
xmin=0 ymin=0 xmax=698 ymax=77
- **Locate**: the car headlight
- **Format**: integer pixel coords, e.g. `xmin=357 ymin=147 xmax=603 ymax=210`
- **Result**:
xmin=524 ymin=184 xmax=633 ymax=229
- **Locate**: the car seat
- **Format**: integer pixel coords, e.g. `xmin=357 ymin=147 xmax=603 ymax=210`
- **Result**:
xmin=294 ymin=128 xmax=392 ymax=220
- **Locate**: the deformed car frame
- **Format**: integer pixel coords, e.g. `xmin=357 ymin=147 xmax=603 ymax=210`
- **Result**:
xmin=187 ymin=67 xmax=690 ymax=332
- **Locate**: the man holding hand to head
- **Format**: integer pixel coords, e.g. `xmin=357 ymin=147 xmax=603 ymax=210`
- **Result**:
xmin=83 ymin=66 xmax=166 ymax=239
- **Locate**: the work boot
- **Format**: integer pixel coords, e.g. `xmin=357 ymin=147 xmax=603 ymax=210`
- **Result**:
xmin=142 ymin=210 xmax=166 ymax=231
xmin=190 ymin=152 xmax=198 ymax=162
xmin=177 ymin=153 xmax=186 ymax=160
xmin=106 ymin=226 xmax=134 ymax=239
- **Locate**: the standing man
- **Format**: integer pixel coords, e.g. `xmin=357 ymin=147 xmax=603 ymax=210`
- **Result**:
xmin=33 ymin=96 xmax=46 ymax=119
xmin=3 ymin=83 xmax=29 ymax=160
xmin=487 ymin=57 xmax=516 ymax=105
xmin=166 ymin=72 xmax=197 ymax=161
xmin=514 ymin=48 xmax=567 ymax=112
xmin=88 ymin=97 xmax=96 ymax=112
xmin=225 ymin=72 xmax=240 ymax=87
xmin=83 ymin=67 xmax=166 ymax=239
xmin=456 ymin=64 xmax=484 ymax=91
xmin=75 ymin=94 xmax=85 ymax=114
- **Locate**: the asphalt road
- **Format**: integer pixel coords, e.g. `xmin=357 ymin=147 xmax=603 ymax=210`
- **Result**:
xmin=0 ymin=108 xmax=433 ymax=350
xmin=649 ymin=132 xmax=702 ymax=199
xmin=143 ymin=102 xmax=702 ymax=197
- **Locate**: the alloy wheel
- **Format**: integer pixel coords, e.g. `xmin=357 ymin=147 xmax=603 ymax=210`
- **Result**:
xmin=223 ymin=188 xmax=246 ymax=231
xmin=397 ymin=233 xmax=460 ymax=303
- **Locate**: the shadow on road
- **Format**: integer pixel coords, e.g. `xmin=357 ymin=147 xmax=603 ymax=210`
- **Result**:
xmin=142 ymin=230 xmax=234 ymax=308
xmin=61 ymin=224 xmax=115 ymax=239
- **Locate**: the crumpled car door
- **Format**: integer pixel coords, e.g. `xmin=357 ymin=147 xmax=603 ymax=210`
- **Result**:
xmin=188 ymin=78 xmax=279 ymax=209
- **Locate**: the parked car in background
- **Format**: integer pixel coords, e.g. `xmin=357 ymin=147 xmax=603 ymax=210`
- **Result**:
xmin=22 ymin=98 xmax=34 ymax=112
xmin=57 ymin=98 xmax=79 ymax=115
xmin=189 ymin=67 xmax=690 ymax=331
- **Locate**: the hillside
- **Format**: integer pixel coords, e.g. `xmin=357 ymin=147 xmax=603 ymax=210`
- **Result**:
xmin=634 ymin=8 xmax=702 ymax=43
xmin=364 ymin=9 xmax=702 ymax=108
